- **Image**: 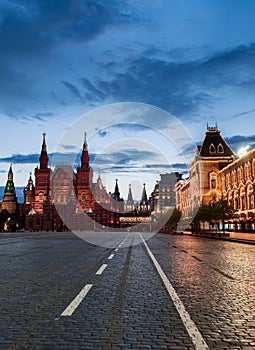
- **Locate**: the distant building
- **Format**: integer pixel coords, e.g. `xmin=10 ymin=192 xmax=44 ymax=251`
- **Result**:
xmin=119 ymin=183 xmax=152 ymax=231
xmin=151 ymin=172 xmax=182 ymax=214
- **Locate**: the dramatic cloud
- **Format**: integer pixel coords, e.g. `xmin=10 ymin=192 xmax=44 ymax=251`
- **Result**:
xmin=226 ymin=134 xmax=255 ymax=153
xmin=0 ymin=0 xmax=136 ymax=59
xmin=76 ymin=43 xmax=255 ymax=118
xmin=1 ymin=1 xmax=255 ymax=189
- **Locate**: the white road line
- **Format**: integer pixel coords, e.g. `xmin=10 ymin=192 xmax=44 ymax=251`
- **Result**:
xmin=61 ymin=284 xmax=93 ymax=317
xmin=114 ymin=248 xmax=119 ymax=252
xmin=140 ymin=234 xmax=210 ymax=350
xmin=108 ymin=253 xmax=115 ymax=260
xmin=95 ymin=264 xmax=108 ymax=275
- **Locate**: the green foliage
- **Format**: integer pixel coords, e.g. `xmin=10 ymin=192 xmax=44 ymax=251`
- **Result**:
xmin=209 ymin=196 xmax=235 ymax=221
xmin=158 ymin=207 xmax=182 ymax=228
xmin=192 ymin=196 xmax=235 ymax=232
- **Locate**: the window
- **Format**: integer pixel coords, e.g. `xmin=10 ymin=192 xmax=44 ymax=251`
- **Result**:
xmin=211 ymin=179 xmax=216 ymax=189
xmin=209 ymin=143 xmax=216 ymax=154
xmin=82 ymin=193 xmax=86 ymax=201
xmin=39 ymin=193 xmax=44 ymax=202
xmin=60 ymin=193 xmax=64 ymax=203
xmin=217 ymin=143 xmax=224 ymax=154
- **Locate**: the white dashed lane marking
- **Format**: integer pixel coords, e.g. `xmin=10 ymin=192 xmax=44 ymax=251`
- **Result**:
xmin=61 ymin=284 xmax=93 ymax=317
xmin=95 ymin=264 xmax=108 ymax=275
xmin=60 ymin=235 xmax=128 ymax=317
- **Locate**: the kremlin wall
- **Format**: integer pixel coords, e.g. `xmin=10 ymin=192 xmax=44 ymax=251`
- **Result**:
xmin=1 ymin=125 xmax=255 ymax=233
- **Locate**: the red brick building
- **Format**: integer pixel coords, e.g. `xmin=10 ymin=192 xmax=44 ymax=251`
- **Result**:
xmin=23 ymin=133 xmax=124 ymax=231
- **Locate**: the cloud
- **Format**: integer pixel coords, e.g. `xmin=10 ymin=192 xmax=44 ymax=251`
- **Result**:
xmin=226 ymin=134 xmax=255 ymax=152
xmin=62 ymin=81 xmax=84 ymax=102
xmin=0 ymin=0 xmax=137 ymax=59
xmin=60 ymin=144 xmax=78 ymax=151
xmin=231 ymin=108 xmax=255 ymax=119
xmin=0 ymin=154 xmax=40 ymax=164
xmin=77 ymin=43 xmax=255 ymax=118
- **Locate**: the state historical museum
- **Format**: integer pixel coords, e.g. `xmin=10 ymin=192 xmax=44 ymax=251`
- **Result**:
xmin=4 ymin=133 xmax=124 ymax=231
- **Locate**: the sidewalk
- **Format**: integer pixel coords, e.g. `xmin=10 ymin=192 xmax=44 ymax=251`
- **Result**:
xmin=183 ymin=231 xmax=255 ymax=245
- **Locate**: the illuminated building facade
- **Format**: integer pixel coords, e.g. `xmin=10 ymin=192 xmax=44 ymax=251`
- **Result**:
xmin=176 ymin=125 xmax=255 ymax=231
xmin=219 ymin=148 xmax=255 ymax=231
xmin=151 ymin=173 xmax=182 ymax=214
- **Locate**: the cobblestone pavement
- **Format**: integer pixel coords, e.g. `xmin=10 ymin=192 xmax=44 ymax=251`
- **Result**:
xmin=0 ymin=231 xmax=254 ymax=349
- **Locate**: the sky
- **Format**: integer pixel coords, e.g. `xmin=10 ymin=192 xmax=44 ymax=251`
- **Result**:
xmin=1 ymin=0 xmax=255 ymax=201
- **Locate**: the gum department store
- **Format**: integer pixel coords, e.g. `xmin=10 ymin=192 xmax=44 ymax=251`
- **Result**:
xmin=1 ymin=125 xmax=255 ymax=232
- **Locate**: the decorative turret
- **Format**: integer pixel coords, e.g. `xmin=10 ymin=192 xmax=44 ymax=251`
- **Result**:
xmin=39 ymin=133 xmax=49 ymax=169
xmin=81 ymin=132 xmax=90 ymax=168
xmin=25 ymin=172 xmax=35 ymax=191
xmin=125 ymin=184 xmax=134 ymax=212
xmin=97 ymin=174 xmax=103 ymax=189
xmin=113 ymin=179 xmax=121 ymax=201
xmin=24 ymin=172 xmax=35 ymax=204
xmin=139 ymin=183 xmax=149 ymax=213
xmin=140 ymin=183 xmax=148 ymax=205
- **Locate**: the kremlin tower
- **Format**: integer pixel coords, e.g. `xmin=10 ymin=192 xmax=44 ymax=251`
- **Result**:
xmin=1 ymin=165 xmax=17 ymax=214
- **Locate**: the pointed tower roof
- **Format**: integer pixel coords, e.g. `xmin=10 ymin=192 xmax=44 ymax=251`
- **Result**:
xmin=127 ymin=184 xmax=133 ymax=202
xmin=4 ymin=164 xmax=16 ymax=194
xmin=39 ymin=133 xmax=49 ymax=169
xmin=113 ymin=179 xmax=120 ymax=201
xmin=96 ymin=174 xmax=103 ymax=189
xmin=140 ymin=183 xmax=148 ymax=205
xmin=80 ymin=131 xmax=90 ymax=168
xmin=199 ymin=125 xmax=235 ymax=157
xmin=25 ymin=172 xmax=35 ymax=191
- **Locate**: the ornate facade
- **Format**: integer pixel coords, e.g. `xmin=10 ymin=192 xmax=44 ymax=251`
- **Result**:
xmin=22 ymin=133 xmax=124 ymax=231
xmin=219 ymin=148 xmax=255 ymax=231
xmin=176 ymin=125 xmax=255 ymax=231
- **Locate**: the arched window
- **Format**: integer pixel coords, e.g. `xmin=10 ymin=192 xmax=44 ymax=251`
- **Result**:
xmin=81 ymin=193 xmax=86 ymax=201
xmin=39 ymin=193 xmax=44 ymax=202
xmin=211 ymin=179 xmax=216 ymax=189
xmin=209 ymin=172 xmax=217 ymax=189
xmin=217 ymin=143 xmax=224 ymax=154
xmin=60 ymin=193 xmax=64 ymax=203
xmin=209 ymin=143 xmax=216 ymax=154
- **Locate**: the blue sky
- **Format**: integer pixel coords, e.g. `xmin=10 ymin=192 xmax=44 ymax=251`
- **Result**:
xmin=1 ymin=0 xmax=255 ymax=200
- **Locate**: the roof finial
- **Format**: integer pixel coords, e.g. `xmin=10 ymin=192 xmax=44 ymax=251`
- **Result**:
xmin=83 ymin=131 xmax=88 ymax=150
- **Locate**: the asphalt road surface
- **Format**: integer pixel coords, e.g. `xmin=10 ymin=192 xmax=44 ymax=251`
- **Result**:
xmin=0 ymin=231 xmax=254 ymax=350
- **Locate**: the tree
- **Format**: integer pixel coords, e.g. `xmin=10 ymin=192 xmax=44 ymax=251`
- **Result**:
xmin=192 ymin=203 xmax=211 ymax=232
xmin=157 ymin=207 xmax=182 ymax=232
xmin=210 ymin=196 xmax=234 ymax=233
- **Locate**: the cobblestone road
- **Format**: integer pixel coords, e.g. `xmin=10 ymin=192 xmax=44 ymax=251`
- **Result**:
xmin=0 ymin=231 xmax=254 ymax=349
